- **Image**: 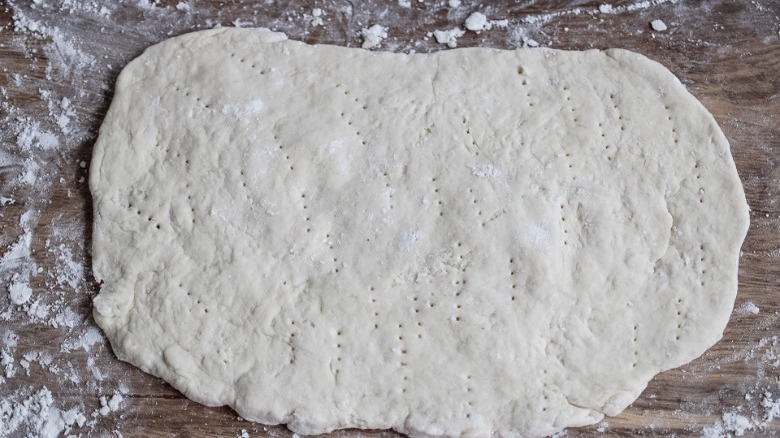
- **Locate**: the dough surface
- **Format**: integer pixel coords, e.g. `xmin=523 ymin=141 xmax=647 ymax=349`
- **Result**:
xmin=90 ymin=28 xmax=749 ymax=437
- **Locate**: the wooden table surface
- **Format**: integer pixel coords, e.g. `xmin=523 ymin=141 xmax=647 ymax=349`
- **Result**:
xmin=1 ymin=0 xmax=778 ymax=436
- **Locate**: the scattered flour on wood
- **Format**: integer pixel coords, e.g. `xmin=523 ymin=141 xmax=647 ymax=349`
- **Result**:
xmin=61 ymin=327 xmax=103 ymax=353
xmin=1 ymin=0 xmax=152 ymax=436
xmin=519 ymin=0 xmax=679 ymax=26
xmin=701 ymin=404 xmax=780 ymax=438
xmin=0 ymin=387 xmax=86 ymax=438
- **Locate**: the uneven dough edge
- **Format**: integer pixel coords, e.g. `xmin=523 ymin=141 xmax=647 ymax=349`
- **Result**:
xmin=90 ymin=28 xmax=750 ymax=437
xmin=591 ymin=47 xmax=750 ymax=414
xmin=89 ymin=26 xmax=293 ymax=411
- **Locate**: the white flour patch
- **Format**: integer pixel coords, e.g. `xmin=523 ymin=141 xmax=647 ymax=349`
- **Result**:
xmin=86 ymin=357 xmax=104 ymax=382
xmin=361 ymin=24 xmax=388 ymax=49
xmin=49 ymin=243 xmax=85 ymax=292
xmin=399 ymin=229 xmax=424 ymax=252
xmin=44 ymin=31 xmax=97 ymax=81
xmin=2 ymin=331 xmax=19 ymax=348
xmin=469 ymin=163 xmax=501 ymax=179
xmin=328 ymin=138 xmax=345 ymax=154
xmin=60 ymin=327 xmax=103 ymax=353
xmin=310 ymin=8 xmax=323 ymax=27
xmin=0 ymin=387 xmax=85 ymax=437
xmin=651 ymin=19 xmax=668 ymax=32
xmin=465 ymin=12 xmax=488 ymax=32
xmin=702 ymin=411 xmax=755 ymax=437
xmin=721 ymin=412 xmax=754 ymax=436
xmin=0 ymin=232 xmax=33 ymax=274
xmin=96 ymin=393 xmax=123 ymax=416
xmin=222 ymin=99 xmax=265 ymax=119
xmin=761 ymin=393 xmax=780 ymax=422
xmin=735 ymin=301 xmax=760 ymax=315
xmin=16 ymin=122 xmax=60 ymax=151
xmin=1 ymin=350 xmax=16 ymax=380
xmin=7 ymin=277 xmax=32 ymax=305
xmin=464 ymin=12 xmax=509 ymax=32
xmin=432 ymin=28 xmax=465 ymax=48
xmin=529 ymin=225 xmax=551 ymax=250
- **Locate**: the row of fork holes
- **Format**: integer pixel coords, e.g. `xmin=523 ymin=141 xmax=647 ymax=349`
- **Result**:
xmin=336 ymin=84 xmax=368 ymax=148
xmin=230 ymin=53 xmax=267 ymax=75
xmin=128 ymin=203 xmax=163 ymax=229
xmin=517 ymin=66 xmax=533 ymax=106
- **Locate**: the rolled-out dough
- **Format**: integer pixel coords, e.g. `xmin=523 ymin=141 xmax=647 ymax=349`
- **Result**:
xmin=90 ymin=28 xmax=749 ymax=437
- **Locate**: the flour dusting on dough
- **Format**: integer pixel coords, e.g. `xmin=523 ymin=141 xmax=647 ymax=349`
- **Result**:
xmin=222 ymin=99 xmax=265 ymax=119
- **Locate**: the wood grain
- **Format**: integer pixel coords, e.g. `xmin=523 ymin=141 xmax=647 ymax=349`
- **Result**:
xmin=0 ymin=0 xmax=778 ymax=436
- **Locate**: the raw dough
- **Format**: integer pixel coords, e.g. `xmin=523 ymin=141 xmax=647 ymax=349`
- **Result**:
xmin=90 ymin=28 xmax=749 ymax=437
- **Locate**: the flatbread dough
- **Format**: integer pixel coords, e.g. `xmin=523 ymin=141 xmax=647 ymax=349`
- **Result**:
xmin=90 ymin=28 xmax=749 ymax=437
